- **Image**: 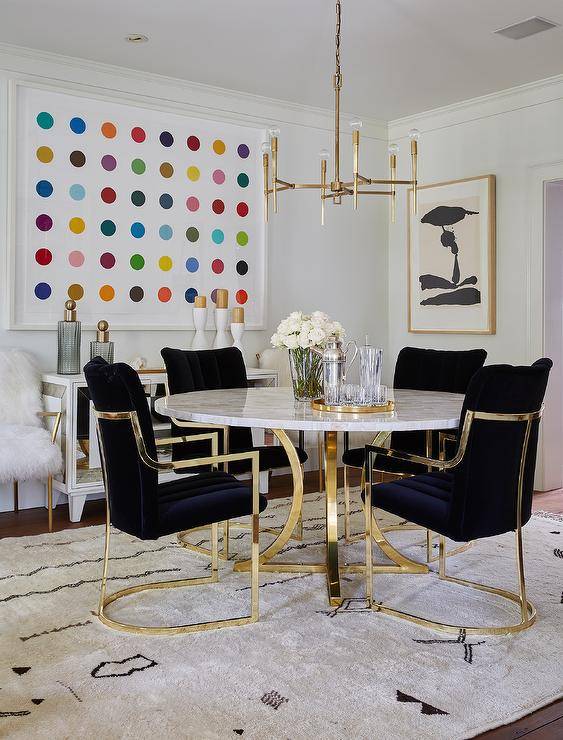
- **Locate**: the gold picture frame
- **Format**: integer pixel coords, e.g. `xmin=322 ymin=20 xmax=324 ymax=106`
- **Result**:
xmin=408 ymin=174 xmax=496 ymax=334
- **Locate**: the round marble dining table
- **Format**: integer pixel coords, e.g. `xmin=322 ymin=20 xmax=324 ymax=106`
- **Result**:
xmin=155 ymin=387 xmax=464 ymax=606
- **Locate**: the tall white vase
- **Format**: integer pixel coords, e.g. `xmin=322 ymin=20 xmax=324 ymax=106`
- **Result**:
xmin=191 ymin=306 xmax=209 ymax=350
xmin=213 ymin=307 xmax=231 ymax=349
xmin=231 ymin=322 xmax=245 ymax=358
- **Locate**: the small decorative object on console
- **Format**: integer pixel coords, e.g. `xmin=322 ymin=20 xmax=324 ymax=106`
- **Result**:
xmin=90 ymin=320 xmax=114 ymax=363
xmin=271 ymin=311 xmax=345 ymax=401
xmin=57 ymin=299 xmax=81 ymax=375
xmin=192 ymin=295 xmax=209 ymax=350
xmin=231 ymin=306 xmax=245 ymax=357
xmin=213 ymin=289 xmax=230 ymax=349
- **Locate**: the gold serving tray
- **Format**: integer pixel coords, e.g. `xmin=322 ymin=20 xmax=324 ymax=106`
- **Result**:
xmin=311 ymin=398 xmax=395 ymax=414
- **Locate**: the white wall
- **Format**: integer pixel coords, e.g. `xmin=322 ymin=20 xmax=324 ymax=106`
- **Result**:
xmin=388 ymin=77 xmax=563 ymax=488
xmin=0 ymin=43 xmax=388 ymax=510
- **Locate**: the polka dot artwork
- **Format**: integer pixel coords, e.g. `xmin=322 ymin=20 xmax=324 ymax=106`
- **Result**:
xmin=130 ymin=222 xmax=145 ymax=238
xmin=68 ymin=283 xmax=84 ymax=301
xmin=34 ymin=282 xmax=52 ymax=299
xmin=185 ymin=227 xmax=199 ymax=243
xmin=99 ymin=284 xmax=115 ymax=302
xmin=36 ymin=112 xmax=54 ymax=130
xmin=101 ymin=187 xmax=117 ymax=204
xmin=69 ymin=184 xmax=86 ymax=201
xmin=36 ymin=180 xmax=53 ymax=198
xmin=69 ymin=117 xmax=86 ymax=134
xmin=212 ymin=229 xmax=224 ymax=244
xmin=68 ymin=250 xmax=85 ymax=267
xmin=101 ymin=121 xmax=117 ymax=138
xmin=159 ymin=225 xmax=173 ymax=240
xmin=158 ymin=286 xmax=172 ymax=303
xmin=70 ymin=150 xmax=86 ymax=167
xmin=69 ymin=217 xmax=85 ymax=234
xmin=131 ymin=126 xmax=146 ymax=143
xmin=35 ymin=248 xmax=52 ymax=266
xmin=100 ymin=252 xmax=116 ymax=269
xmin=101 ymin=154 xmax=116 ymax=171
xmin=18 ymin=87 xmax=263 ymax=328
xmin=36 ymin=146 xmax=54 ymax=163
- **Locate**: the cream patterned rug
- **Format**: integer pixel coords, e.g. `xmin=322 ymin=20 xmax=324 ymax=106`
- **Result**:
xmin=0 ymin=489 xmax=562 ymax=739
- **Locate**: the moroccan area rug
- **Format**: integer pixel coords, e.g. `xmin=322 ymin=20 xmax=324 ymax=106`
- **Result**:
xmin=1 ymin=488 xmax=562 ymax=739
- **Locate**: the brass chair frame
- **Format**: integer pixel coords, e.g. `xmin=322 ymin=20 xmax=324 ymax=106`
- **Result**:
xmin=343 ymin=430 xmax=470 ymax=563
xmin=167 ymin=408 xmax=303 ymax=559
xmin=12 ymin=410 xmax=62 ymax=532
xmin=95 ymin=409 xmax=260 ymax=636
xmin=364 ymin=407 xmax=542 ymax=635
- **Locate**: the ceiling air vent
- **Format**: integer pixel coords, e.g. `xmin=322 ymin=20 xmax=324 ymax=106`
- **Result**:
xmin=494 ymin=17 xmax=559 ymax=40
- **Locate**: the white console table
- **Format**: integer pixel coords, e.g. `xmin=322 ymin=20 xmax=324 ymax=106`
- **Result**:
xmin=42 ymin=367 xmax=279 ymax=523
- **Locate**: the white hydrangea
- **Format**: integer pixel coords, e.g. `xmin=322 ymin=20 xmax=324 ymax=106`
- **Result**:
xmin=270 ymin=310 xmax=345 ymax=350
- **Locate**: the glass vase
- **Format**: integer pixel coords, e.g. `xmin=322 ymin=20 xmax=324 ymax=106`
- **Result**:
xmin=288 ymin=348 xmax=323 ymax=401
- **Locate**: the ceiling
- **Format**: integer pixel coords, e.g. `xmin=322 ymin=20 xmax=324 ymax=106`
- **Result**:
xmin=2 ymin=0 xmax=563 ymax=120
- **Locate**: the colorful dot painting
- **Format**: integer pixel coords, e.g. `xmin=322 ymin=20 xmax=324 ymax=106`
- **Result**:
xmin=22 ymin=88 xmax=262 ymax=329
xmin=36 ymin=180 xmax=53 ymax=197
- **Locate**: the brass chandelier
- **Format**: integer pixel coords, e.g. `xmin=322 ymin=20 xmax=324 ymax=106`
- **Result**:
xmin=262 ymin=0 xmax=420 ymax=225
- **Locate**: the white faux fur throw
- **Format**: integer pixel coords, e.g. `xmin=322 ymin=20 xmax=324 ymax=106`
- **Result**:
xmin=0 ymin=424 xmax=62 ymax=482
xmin=0 ymin=349 xmax=43 ymax=425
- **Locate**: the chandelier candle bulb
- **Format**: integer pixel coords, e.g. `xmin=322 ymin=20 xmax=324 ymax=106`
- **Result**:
xmin=271 ymin=135 xmax=278 ymax=213
xmin=321 ymin=158 xmax=327 ymax=225
xmin=352 ymin=129 xmax=360 ymax=210
xmin=262 ymin=151 xmax=269 ymax=223
xmin=191 ymin=297 xmax=209 ymax=350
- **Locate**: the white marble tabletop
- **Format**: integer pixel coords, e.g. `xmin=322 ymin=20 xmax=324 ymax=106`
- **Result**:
xmin=155 ymin=387 xmax=464 ymax=432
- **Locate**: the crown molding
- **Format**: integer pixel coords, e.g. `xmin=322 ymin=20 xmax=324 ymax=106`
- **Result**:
xmin=0 ymin=41 xmax=388 ymax=140
xmin=389 ymin=72 xmax=563 ymax=139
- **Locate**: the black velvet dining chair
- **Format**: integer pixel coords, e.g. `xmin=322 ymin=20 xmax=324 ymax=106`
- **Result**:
xmin=363 ymin=358 xmax=552 ymax=635
xmin=161 ymin=347 xmax=308 ymax=557
xmin=342 ymin=346 xmax=487 ymax=545
xmin=161 ymin=347 xmax=308 ymax=474
xmin=84 ymin=357 xmax=267 ymax=636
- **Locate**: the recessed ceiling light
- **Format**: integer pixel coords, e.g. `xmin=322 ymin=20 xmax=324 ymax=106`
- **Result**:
xmin=125 ymin=34 xmax=149 ymax=43
xmin=494 ymin=17 xmax=559 ymax=40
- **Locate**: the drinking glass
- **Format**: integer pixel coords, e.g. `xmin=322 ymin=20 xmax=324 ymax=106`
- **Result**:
xmin=359 ymin=346 xmax=383 ymax=390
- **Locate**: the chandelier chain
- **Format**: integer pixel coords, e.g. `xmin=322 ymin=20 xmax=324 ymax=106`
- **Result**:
xmin=335 ymin=0 xmax=342 ymax=88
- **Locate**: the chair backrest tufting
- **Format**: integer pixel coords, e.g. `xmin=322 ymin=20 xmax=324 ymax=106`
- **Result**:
xmin=449 ymin=358 xmax=552 ymax=541
xmin=161 ymin=347 xmax=252 ymax=458
xmin=0 ymin=349 xmax=43 ymax=426
xmin=391 ymin=347 xmax=487 ymax=456
xmin=84 ymin=357 xmax=159 ymax=539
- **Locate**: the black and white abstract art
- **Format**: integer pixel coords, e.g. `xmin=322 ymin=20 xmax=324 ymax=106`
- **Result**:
xmin=408 ymin=175 xmax=495 ymax=334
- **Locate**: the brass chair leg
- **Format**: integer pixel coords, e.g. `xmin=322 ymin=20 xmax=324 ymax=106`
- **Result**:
xmin=47 ymin=476 xmax=53 ymax=533
xmin=222 ymin=520 xmax=230 ymax=560
xmin=13 ymin=481 xmax=19 ymax=512
xmin=344 ymin=465 xmax=351 ymax=541
xmin=370 ymin=529 xmax=535 ymax=636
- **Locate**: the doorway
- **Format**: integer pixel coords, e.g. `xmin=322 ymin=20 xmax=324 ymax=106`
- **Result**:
xmin=542 ymin=180 xmax=563 ymax=491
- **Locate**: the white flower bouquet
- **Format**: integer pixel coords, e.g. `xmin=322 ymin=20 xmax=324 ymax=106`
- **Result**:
xmin=271 ymin=311 xmax=345 ymax=400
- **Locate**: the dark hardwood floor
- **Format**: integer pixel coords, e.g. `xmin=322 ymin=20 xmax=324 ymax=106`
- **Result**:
xmin=1 ymin=469 xmax=561 ymax=738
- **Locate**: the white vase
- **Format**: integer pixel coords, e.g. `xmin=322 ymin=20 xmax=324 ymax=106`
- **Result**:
xmin=191 ymin=306 xmax=209 ymax=350
xmin=231 ymin=322 xmax=245 ymax=357
xmin=213 ymin=307 xmax=231 ymax=349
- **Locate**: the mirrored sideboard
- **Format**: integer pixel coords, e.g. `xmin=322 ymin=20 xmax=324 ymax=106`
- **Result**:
xmin=42 ymin=367 xmax=279 ymax=523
